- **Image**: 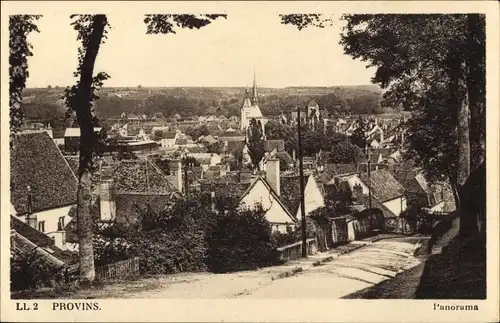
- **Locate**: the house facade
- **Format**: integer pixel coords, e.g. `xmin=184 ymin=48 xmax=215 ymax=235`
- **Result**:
xmin=161 ymin=132 xmax=178 ymax=148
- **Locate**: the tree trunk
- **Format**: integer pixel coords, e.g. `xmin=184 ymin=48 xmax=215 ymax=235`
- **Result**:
xmin=75 ymin=15 xmax=107 ymax=284
xmin=447 ymin=44 xmax=473 ymax=239
xmin=465 ymin=14 xmax=486 ymax=172
xmin=448 ymin=172 xmax=460 ymax=209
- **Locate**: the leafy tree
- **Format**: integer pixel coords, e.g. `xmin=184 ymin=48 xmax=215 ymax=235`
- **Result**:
xmin=188 ymin=124 xmax=210 ymax=141
xmin=328 ymin=141 xmax=362 ymax=164
xmin=9 ymin=15 xmax=41 ymax=134
xmin=229 ymin=147 xmax=244 ymax=171
xmin=61 ymin=13 xmax=227 ymax=284
xmin=246 ymin=118 xmax=266 ymax=170
xmin=265 ymin=120 xmax=294 ymax=141
xmin=152 ymin=130 xmax=164 ymax=141
xmin=205 ymin=203 xmax=281 ymax=273
xmin=206 ymin=140 xmax=225 ymax=154
xmin=350 ymin=116 xmax=369 ymax=148
xmin=281 ymin=14 xmax=485 ymax=238
xmin=64 ymin=14 xmax=110 ymax=283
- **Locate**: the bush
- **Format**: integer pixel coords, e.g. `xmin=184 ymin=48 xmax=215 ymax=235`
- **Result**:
xmin=10 ymin=249 xmax=62 ymax=291
xmin=94 ymin=194 xmax=215 ymax=275
xmin=273 ymin=231 xmax=297 ymax=247
xmin=205 ymin=204 xmax=281 ymax=273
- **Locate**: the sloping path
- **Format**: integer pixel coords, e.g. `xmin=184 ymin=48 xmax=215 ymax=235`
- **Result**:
xmin=236 ymin=237 xmax=421 ymax=299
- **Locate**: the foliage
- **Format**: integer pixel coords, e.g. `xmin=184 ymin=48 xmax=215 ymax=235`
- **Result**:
xmin=205 ymin=204 xmax=281 ymax=273
xmin=328 ymin=141 xmax=362 ymax=164
xmin=92 ymin=192 xmax=281 ymax=275
xmin=324 ymin=186 xmax=354 ymax=215
xmin=246 ymin=118 xmax=266 ymax=170
xmin=144 ymin=14 xmax=227 ymax=34
xmin=64 ymin=14 xmax=111 ymax=175
xmin=64 ymin=14 xmax=111 ymax=283
xmin=265 ymin=120 xmax=295 ymax=141
xmin=186 ymin=124 xmax=210 ymax=141
xmin=9 ymin=15 xmax=41 ymax=134
xmin=23 ymin=85 xmax=386 ymax=122
xmin=272 ymin=230 xmax=298 ymax=247
xmin=350 ymin=116 xmax=369 ymax=148
xmin=94 ymin=194 xmax=214 ymax=274
xmin=280 ymin=14 xmax=334 ymax=30
xmin=206 ymin=140 xmax=225 ymax=154
xmin=10 ymin=248 xmax=61 ymax=291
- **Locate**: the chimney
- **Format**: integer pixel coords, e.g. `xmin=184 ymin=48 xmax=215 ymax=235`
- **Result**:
xmin=99 ymin=180 xmax=116 ymax=221
xmin=26 ymin=185 xmax=37 ymax=229
xmin=292 ymin=149 xmax=296 ymax=161
xmin=265 ymin=158 xmax=280 ymax=196
xmin=176 ymin=160 xmax=183 ymax=194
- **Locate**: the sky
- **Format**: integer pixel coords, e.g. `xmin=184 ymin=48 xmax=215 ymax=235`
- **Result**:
xmin=26 ymin=11 xmax=377 ymax=88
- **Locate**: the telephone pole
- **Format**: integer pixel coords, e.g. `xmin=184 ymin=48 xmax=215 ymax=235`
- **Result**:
xmin=297 ymin=106 xmax=307 ymax=258
xmin=367 ymin=144 xmax=372 ymax=209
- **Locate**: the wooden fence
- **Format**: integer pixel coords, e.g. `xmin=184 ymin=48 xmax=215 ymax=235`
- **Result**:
xmin=95 ymin=257 xmax=140 ymax=281
xmin=277 ymin=238 xmax=317 ymax=262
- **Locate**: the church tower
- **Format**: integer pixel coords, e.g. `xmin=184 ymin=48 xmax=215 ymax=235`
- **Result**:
xmin=251 ymin=70 xmax=258 ymax=106
xmin=240 ymin=71 xmax=265 ymax=131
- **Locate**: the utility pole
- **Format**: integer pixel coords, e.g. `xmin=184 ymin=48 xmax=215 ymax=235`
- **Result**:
xmin=184 ymin=162 xmax=189 ymax=199
xmin=297 ymin=106 xmax=307 ymax=258
xmin=367 ymin=144 xmax=372 ymax=209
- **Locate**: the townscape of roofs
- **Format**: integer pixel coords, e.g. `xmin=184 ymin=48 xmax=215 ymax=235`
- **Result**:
xmin=10 ymin=76 xmax=455 ymax=270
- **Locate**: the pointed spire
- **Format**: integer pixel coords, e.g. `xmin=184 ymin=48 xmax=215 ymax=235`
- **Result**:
xmin=252 ymin=67 xmax=258 ymax=106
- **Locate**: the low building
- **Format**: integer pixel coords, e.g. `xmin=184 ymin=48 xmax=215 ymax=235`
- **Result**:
xmin=64 ymin=127 xmax=102 ymax=152
xmin=160 ymin=132 xmax=178 ymax=148
xmin=11 ymin=132 xmax=78 ymax=250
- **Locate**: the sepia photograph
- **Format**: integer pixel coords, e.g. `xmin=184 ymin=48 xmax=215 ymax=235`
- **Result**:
xmin=1 ymin=1 xmax=499 ymax=322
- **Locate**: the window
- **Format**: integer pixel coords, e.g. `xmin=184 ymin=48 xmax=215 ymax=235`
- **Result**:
xmin=58 ymin=217 xmax=65 ymax=231
xmin=38 ymin=221 xmax=45 ymax=233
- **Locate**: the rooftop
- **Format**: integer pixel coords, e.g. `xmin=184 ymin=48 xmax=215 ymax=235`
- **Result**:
xmin=359 ymin=169 xmax=405 ymax=202
xmin=11 ymin=132 xmax=78 ymax=214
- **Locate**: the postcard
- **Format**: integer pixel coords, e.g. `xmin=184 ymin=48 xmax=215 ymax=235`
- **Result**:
xmin=1 ymin=1 xmax=499 ymax=322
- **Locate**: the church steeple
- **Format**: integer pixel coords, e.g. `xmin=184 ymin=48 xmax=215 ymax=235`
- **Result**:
xmin=251 ymin=68 xmax=258 ymax=106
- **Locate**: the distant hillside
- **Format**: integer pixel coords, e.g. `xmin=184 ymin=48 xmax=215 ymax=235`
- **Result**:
xmin=22 ymin=84 xmax=393 ymax=122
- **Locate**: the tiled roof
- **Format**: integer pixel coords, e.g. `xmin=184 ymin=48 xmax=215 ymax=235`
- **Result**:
xmin=265 ymin=139 xmax=285 ymax=152
xmin=11 ymin=132 xmax=78 ymax=214
xmin=389 ymin=160 xmax=428 ymax=196
xmin=114 ymin=193 xmax=177 ymax=227
xmin=162 ymin=132 xmax=177 ymax=139
xmin=11 ymin=216 xmax=54 ymax=247
xmin=359 ymin=169 xmax=405 ymax=202
xmin=112 ymin=159 xmax=179 ymax=194
xmin=280 ymin=175 xmax=302 ymax=217
xmin=12 ymin=216 xmax=78 ymax=265
xmin=324 ymin=163 xmax=359 ymax=177
xmin=185 ymin=146 xmax=207 ymax=153
xmin=218 ymin=130 xmax=245 ymax=138
xmin=175 ymin=138 xmax=188 ymax=146
xmin=198 ymin=135 xmax=218 ymax=144
xmin=353 ymin=195 xmax=397 ymax=218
